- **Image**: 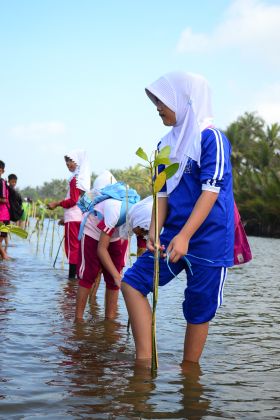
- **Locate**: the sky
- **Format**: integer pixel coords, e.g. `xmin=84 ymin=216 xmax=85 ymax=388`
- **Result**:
xmin=1 ymin=0 xmax=280 ymax=188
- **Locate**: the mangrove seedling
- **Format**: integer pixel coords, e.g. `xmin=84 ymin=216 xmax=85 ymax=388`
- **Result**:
xmin=136 ymin=145 xmax=179 ymax=373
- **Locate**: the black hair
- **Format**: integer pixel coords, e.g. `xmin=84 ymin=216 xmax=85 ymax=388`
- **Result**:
xmin=8 ymin=174 xmax=17 ymax=181
xmin=0 ymin=160 xmax=5 ymax=170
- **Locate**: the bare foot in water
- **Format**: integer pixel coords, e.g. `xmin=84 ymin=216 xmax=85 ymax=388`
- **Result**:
xmin=74 ymin=317 xmax=85 ymax=324
xmin=0 ymin=249 xmax=11 ymax=260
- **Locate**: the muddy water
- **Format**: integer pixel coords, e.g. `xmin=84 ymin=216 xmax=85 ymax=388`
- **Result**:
xmin=0 ymin=224 xmax=279 ymax=419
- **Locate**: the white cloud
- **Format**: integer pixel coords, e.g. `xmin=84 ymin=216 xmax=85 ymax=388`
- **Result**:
xmin=8 ymin=120 xmax=69 ymax=161
xmin=176 ymin=0 xmax=280 ymax=67
xmin=176 ymin=27 xmax=210 ymax=53
xmin=10 ymin=121 xmax=66 ymax=140
xmin=221 ymin=82 xmax=280 ymax=125
xmin=253 ymin=83 xmax=280 ymax=124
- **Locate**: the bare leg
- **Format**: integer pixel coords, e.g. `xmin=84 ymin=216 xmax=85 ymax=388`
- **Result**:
xmin=0 ymin=244 xmax=5 ymax=259
xmin=75 ymin=285 xmax=90 ymax=320
xmin=0 ymin=243 xmax=10 ymax=260
xmin=121 ymin=282 xmax=152 ymax=360
xmin=183 ymin=322 xmax=209 ymax=363
xmin=89 ymin=271 xmax=102 ymax=304
xmin=104 ymin=288 xmax=119 ymax=319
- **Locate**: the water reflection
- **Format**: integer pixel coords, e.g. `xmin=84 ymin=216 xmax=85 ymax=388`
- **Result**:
xmin=0 ymin=263 xmax=13 ymax=319
xmin=115 ymin=361 xmax=213 ymax=419
xmin=59 ymin=279 xmax=78 ymax=321
xmin=0 ymin=236 xmax=279 ymax=418
xmin=0 ymin=263 xmax=13 ymax=401
xmin=115 ymin=360 xmax=156 ymax=417
xmin=55 ymin=306 xmax=215 ymax=419
xmin=56 ymin=313 xmax=131 ymax=417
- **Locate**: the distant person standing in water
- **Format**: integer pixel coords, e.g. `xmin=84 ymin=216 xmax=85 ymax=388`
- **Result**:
xmin=8 ymin=174 xmax=24 ymax=226
xmin=0 ymin=160 xmax=10 ymax=260
xmin=48 ymin=150 xmax=91 ymax=279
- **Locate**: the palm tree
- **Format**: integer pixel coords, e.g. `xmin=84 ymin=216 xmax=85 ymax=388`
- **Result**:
xmin=111 ymin=165 xmax=151 ymax=198
xmin=226 ymin=112 xmax=280 ymax=237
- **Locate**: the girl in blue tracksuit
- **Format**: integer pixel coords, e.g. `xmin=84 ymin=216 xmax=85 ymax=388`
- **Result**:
xmin=121 ymin=71 xmax=234 ymax=364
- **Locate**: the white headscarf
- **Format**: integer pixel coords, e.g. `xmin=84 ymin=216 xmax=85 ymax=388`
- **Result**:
xmin=145 ymin=71 xmax=214 ymax=194
xmin=128 ymin=195 xmax=153 ymax=232
xmin=91 ymin=170 xmax=117 ymax=197
xmin=118 ymin=195 xmax=153 ymax=239
xmin=65 ymin=149 xmax=91 ymax=192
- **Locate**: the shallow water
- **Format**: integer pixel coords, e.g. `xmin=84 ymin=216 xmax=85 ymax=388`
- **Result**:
xmin=0 ymin=222 xmax=280 ymax=419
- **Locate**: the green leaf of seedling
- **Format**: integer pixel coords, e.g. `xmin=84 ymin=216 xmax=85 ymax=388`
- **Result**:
xmin=153 ymin=171 xmax=167 ymax=193
xmin=154 ymin=156 xmax=172 ymax=167
xmin=136 ymin=147 xmax=149 ymax=162
xmin=164 ymin=163 xmax=179 ymax=179
xmin=9 ymin=226 xmax=28 ymax=239
xmin=0 ymin=225 xmax=9 ymax=233
xmin=0 ymin=224 xmax=28 ymax=239
xmin=157 ymin=145 xmax=171 ymax=159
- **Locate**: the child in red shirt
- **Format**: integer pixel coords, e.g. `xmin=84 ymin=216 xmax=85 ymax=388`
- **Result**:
xmin=48 ymin=150 xmax=90 ymax=279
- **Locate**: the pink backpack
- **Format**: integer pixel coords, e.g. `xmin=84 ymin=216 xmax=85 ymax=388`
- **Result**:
xmin=234 ymin=202 xmax=252 ymax=265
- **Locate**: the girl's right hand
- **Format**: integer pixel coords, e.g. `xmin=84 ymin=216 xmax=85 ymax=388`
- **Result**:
xmin=146 ymin=234 xmax=165 ymax=257
xmin=146 ymin=232 xmax=155 ymax=252
xmin=113 ymin=274 xmax=122 ymax=289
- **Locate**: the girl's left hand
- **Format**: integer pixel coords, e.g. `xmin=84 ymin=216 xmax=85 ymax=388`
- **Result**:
xmin=47 ymin=202 xmax=58 ymax=210
xmin=166 ymin=234 xmax=189 ymax=263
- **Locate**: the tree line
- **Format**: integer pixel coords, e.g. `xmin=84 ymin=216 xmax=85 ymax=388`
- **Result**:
xmin=20 ymin=112 xmax=280 ymax=238
xmin=225 ymin=112 xmax=280 ymax=237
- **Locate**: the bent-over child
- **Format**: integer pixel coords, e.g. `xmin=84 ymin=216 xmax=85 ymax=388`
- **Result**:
xmin=75 ymin=170 xmax=139 ymax=321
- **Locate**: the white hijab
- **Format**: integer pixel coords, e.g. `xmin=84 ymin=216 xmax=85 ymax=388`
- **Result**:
xmin=119 ymin=195 xmax=153 ymax=239
xmin=91 ymin=170 xmax=117 ymax=197
xmin=128 ymin=195 xmax=153 ymax=232
xmin=65 ymin=149 xmax=91 ymax=192
xmin=145 ymin=71 xmax=214 ymax=194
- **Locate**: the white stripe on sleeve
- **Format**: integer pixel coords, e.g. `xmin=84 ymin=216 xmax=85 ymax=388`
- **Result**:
xmin=217 ymin=129 xmax=225 ymax=180
xmin=211 ymin=129 xmax=220 ymax=181
xmin=202 ymin=184 xmax=220 ymax=193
